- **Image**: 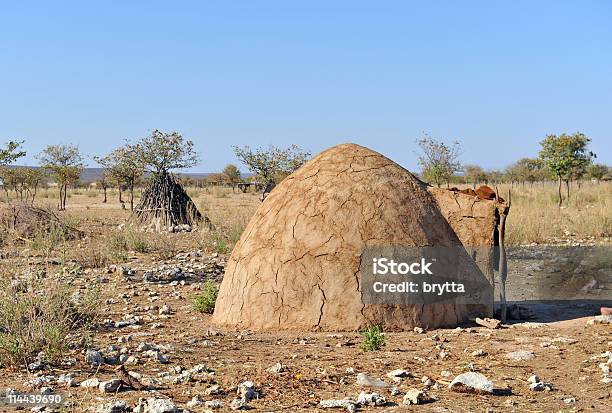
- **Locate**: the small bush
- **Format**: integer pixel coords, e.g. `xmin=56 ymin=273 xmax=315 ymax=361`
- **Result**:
xmin=73 ymin=242 xmax=113 ymax=268
xmin=30 ymin=225 xmax=66 ymax=259
xmin=199 ymin=230 xmax=229 ymax=254
xmin=361 ymin=325 xmax=386 ymax=352
xmin=0 ymin=279 xmax=99 ymax=367
xmin=130 ymin=237 xmax=151 ymax=253
xmin=108 ymin=229 xmax=151 ymax=254
xmin=150 ymin=233 xmax=178 ymax=260
xmin=192 ymin=281 xmax=219 ymax=314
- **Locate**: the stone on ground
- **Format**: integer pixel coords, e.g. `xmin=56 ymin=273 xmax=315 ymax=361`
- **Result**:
xmin=449 ymin=372 xmax=494 ymax=394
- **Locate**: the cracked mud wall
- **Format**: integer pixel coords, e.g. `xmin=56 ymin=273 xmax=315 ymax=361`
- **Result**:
xmin=213 ymin=143 xmax=497 ymax=331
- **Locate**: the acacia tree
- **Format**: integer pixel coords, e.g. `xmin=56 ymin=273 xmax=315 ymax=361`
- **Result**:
xmin=38 ymin=144 xmax=84 ymax=210
xmin=233 ymin=144 xmax=310 ymax=185
xmin=539 ymin=132 xmax=594 ymax=206
xmin=95 ymin=144 xmax=144 ymax=210
xmin=505 ymin=158 xmax=547 ymax=186
xmin=222 ymin=164 xmax=241 ymax=192
xmin=131 ymin=130 xmax=203 ymax=228
xmin=463 ymin=165 xmax=488 ymax=187
xmin=96 ymin=172 xmax=110 ymax=203
xmin=5 ymin=167 xmax=45 ymax=204
xmin=587 ymin=163 xmax=609 ymax=183
xmin=416 ymin=135 xmax=462 ymax=187
xmin=0 ymin=140 xmax=27 ymax=203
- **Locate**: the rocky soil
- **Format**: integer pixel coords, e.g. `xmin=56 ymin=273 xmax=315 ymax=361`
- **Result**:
xmin=0 ymin=243 xmax=610 ymax=413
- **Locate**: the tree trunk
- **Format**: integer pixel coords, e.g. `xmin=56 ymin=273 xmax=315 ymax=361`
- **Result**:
xmin=129 ymin=185 xmax=134 ymax=211
xmin=103 ymin=187 xmax=107 ymax=203
xmin=557 ymin=176 xmax=563 ymax=207
xmin=31 ymin=184 xmax=38 ymax=205
xmin=62 ymin=184 xmax=68 ymax=210
xmin=119 ymin=187 xmax=123 ymax=203
xmin=565 ymin=180 xmax=570 ymax=201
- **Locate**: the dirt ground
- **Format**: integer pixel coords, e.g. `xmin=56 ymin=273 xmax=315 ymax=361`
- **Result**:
xmin=0 ymin=191 xmax=610 ymax=412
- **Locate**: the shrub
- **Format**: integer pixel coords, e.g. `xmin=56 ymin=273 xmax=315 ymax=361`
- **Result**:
xmin=0 ymin=279 xmax=99 ymax=367
xmin=73 ymin=242 xmax=113 ymax=268
xmin=361 ymin=325 xmax=386 ymax=352
xmin=192 ymin=281 xmax=219 ymax=314
xmin=150 ymin=233 xmax=178 ymax=260
xmin=199 ymin=230 xmax=229 ymax=254
xmin=108 ymin=229 xmax=151 ymax=254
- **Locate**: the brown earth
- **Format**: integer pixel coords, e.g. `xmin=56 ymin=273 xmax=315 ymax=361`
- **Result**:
xmin=0 ymin=178 xmax=610 ymax=412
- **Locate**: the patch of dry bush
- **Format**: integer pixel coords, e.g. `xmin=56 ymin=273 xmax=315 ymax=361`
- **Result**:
xmin=198 ymin=200 xmax=255 ymax=254
xmin=106 ymin=228 xmax=178 ymax=260
xmin=0 ymin=278 xmax=100 ymax=367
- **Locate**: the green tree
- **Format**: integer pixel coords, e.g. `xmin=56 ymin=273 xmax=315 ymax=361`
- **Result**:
xmin=222 ymin=164 xmax=242 ymax=191
xmin=539 ymin=132 xmax=594 ymax=206
xmin=38 ymin=144 xmax=84 ymax=210
xmin=8 ymin=167 xmax=45 ymax=204
xmin=95 ymin=144 xmax=144 ymax=211
xmin=463 ymin=164 xmax=488 ymax=187
xmin=505 ymin=158 xmax=547 ymax=186
xmin=586 ymin=163 xmax=609 ymax=183
xmin=0 ymin=140 xmax=26 ymax=166
xmin=0 ymin=140 xmax=27 ymax=203
xmin=416 ymin=135 xmax=462 ymax=187
xmin=131 ymin=130 xmax=202 ymax=228
xmin=134 ymin=129 xmax=198 ymax=174
xmin=233 ymin=144 xmax=310 ymax=185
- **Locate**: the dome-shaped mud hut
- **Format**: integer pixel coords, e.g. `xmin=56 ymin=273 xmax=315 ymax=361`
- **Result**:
xmin=213 ymin=143 xmax=503 ymax=331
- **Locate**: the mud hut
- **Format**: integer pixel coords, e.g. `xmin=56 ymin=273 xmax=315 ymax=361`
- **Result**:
xmin=213 ymin=143 xmax=505 ymax=331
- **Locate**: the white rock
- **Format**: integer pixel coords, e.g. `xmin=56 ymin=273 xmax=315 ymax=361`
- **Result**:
xmin=386 ymin=369 xmax=411 ymax=380
xmin=205 ymin=400 xmax=223 ymax=409
xmin=527 ymin=374 xmax=540 ymax=384
xmin=186 ymin=395 xmax=204 ymax=407
xmin=356 ymin=391 xmax=386 ymax=406
xmin=85 ymin=349 xmax=104 ymax=365
xmin=230 ymin=397 xmax=249 ymax=410
xmin=267 ymin=362 xmax=284 ymax=374
xmin=449 ymin=372 xmax=494 ymax=394
xmin=95 ymin=400 xmax=129 ymax=413
xmin=587 ymin=315 xmax=612 ymax=325
xmin=237 ymin=381 xmax=258 ymax=401
xmin=529 ymin=381 xmax=554 ymax=391
xmin=204 ymin=384 xmax=223 ymax=395
xmin=99 ymin=379 xmax=122 ymax=393
xmin=403 ymin=388 xmax=433 ymax=405
xmin=506 ymin=350 xmax=535 ymax=361
xmin=142 ymin=397 xmax=178 ymax=413
xmin=356 ymin=373 xmax=390 ymax=388
xmin=80 ymin=378 xmax=101 ymax=388
xmin=319 ymin=399 xmax=357 ymax=412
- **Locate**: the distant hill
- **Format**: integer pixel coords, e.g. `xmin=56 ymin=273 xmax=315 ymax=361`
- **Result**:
xmin=7 ymin=166 xmax=247 ymax=183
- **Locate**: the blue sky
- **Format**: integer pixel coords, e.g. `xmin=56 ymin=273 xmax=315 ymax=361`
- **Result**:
xmin=1 ymin=1 xmax=611 ymax=172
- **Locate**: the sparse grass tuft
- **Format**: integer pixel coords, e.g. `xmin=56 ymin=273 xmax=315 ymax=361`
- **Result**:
xmin=192 ymin=280 xmax=219 ymax=314
xmin=0 ymin=279 xmax=99 ymax=367
xmin=361 ymin=325 xmax=386 ymax=352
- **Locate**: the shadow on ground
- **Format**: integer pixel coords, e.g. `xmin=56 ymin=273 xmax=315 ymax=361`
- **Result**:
xmin=496 ymin=299 xmax=612 ymax=323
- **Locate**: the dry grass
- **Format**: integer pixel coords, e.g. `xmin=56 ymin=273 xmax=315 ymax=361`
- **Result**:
xmin=493 ymin=182 xmax=611 ymax=245
xmin=2 ymin=181 xmax=610 ymax=256
xmin=0 ymin=278 xmax=99 ymax=367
